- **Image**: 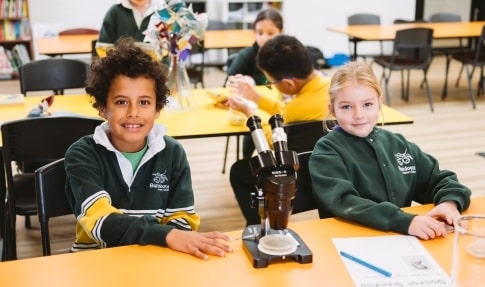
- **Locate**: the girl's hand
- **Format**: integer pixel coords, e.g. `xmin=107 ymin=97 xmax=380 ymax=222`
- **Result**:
xmin=426 ymin=201 xmax=460 ymax=225
xmin=408 ymin=215 xmax=448 ymax=240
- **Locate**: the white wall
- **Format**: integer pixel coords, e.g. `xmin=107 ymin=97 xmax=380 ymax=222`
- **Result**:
xmin=28 ymin=0 xmax=416 ymax=59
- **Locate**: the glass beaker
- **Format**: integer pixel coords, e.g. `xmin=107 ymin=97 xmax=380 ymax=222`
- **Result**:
xmin=451 ymin=215 xmax=485 ymax=287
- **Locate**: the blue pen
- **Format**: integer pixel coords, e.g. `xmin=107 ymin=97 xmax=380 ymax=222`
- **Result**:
xmin=340 ymin=251 xmax=392 ymax=277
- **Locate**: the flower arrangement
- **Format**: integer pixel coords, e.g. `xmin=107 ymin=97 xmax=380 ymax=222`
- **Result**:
xmin=144 ymin=0 xmax=207 ymax=61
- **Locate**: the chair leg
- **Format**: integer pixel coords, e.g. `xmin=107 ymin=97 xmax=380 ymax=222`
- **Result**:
xmin=222 ymin=136 xmax=230 ymax=174
xmin=4 ymin=201 xmax=17 ymax=260
xmin=422 ymin=71 xmax=434 ymax=112
xmin=382 ymin=70 xmax=391 ymax=106
xmin=455 ymin=64 xmax=464 ymax=87
xmin=400 ymin=71 xmax=405 ymax=100
xmin=24 ymin=215 xmax=31 ymax=229
xmin=405 ymin=70 xmax=411 ymax=101
xmin=222 ymin=135 xmax=241 ymax=174
xmin=465 ymin=65 xmax=477 ymax=110
xmin=442 ymin=55 xmax=451 ymax=99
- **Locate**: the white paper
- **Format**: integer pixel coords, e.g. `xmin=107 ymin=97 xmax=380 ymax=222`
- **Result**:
xmin=332 ymin=235 xmax=451 ymax=287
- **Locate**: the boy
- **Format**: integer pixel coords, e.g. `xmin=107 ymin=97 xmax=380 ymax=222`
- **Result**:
xmin=65 ymin=38 xmax=232 ymax=260
xmin=228 ymin=35 xmax=330 ymax=225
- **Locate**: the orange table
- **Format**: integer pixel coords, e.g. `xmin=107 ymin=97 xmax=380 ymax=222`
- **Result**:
xmin=0 ymin=197 xmax=482 ymax=286
xmin=203 ymin=29 xmax=254 ymax=49
xmin=328 ymin=21 xmax=485 ymax=60
xmin=35 ymin=34 xmax=99 ymax=57
xmin=0 ymin=88 xmax=413 ymax=143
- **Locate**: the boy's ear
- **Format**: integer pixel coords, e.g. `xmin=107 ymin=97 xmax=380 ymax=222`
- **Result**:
xmin=98 ymin=108 xmax=107 ymax=119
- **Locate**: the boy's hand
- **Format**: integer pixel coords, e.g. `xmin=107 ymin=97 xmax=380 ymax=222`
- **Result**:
xmin=166 ymin=229 xmax=233 ymax=260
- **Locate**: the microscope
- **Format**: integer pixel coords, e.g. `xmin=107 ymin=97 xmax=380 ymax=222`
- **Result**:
xmin=241 ymin=114 xmax=312 ymax=268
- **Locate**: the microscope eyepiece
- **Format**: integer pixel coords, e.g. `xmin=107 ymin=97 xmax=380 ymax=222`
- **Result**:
xmin=269 ymin=114 xmax=288 ymax=153
xmin=247 ymin=116 xmax=271 ymax=154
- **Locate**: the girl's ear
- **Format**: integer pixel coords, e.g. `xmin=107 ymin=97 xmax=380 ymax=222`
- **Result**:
xmin=328 ymin=103 xmax=336 ymax=117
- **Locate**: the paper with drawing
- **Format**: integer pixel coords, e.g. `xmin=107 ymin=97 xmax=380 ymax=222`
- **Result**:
xmin=332 ymin=235 xmax=450 ymax=286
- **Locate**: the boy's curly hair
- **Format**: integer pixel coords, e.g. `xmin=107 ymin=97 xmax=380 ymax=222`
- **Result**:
xmin=86 ymin=37 xmax=169 ymax=111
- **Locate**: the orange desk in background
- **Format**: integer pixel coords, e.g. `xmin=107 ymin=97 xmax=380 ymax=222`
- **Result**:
xmin=0 ymin=197 xmax=482 ymax=287
xmin=35 ymin=30 xmax=255 ymax=57
xmin=36 ymin=34 xmax=99 ymax=57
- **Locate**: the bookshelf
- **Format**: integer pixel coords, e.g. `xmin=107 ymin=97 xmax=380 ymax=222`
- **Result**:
xmin=221 ymin=0 xmax=283 ymax=29
xmin=0 ymin=0 xmax=32 ymax=79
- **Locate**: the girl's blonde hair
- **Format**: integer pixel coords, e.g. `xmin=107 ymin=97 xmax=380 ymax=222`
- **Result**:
xmin=324 ymin=61 xmax=383 ymax=131
xmin=328 ymin=61 xmax=382 ymax=107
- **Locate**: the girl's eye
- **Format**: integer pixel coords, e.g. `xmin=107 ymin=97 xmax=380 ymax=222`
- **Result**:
xmin=340 ymin=104 xmax=351 ymax=110
xmin=364 ymin=102 xmax=374 ymax=107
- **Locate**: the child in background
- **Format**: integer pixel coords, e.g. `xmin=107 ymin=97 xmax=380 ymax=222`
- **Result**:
xmin=64 ymin=38 xmax=232 ymax=260
xmin=309 ymin=61 xmax=471 ymax=240
xmin=97 ymin=0 xmax=165 ymax=44
xmin=225 ymin=8 xmax=284 ymax=158
xmin=228 ymin=35 xmax=330 ymax=226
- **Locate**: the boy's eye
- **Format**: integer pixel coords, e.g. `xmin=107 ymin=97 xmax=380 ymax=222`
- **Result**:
xmin=140 ymin=99 xmax=151 ymax=106
xmin=115 ymin=99 xmax=128 ymax=105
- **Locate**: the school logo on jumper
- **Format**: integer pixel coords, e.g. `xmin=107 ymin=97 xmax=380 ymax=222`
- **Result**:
xmin=150 ymin=171 xmax=169 ymax=192
xmin=395 ymin=149 xmax=416 ymax=174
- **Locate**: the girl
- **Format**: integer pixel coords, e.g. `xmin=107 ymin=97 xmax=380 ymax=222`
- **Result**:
xmin=309 ymin=61 xmax=471 ymax=240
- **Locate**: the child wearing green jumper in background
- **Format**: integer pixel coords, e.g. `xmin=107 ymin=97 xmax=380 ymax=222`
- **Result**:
xmin=65 ymin=38 xmax=232 ymax=260
xmin=309 ymin=61 xmax=471 ymax=240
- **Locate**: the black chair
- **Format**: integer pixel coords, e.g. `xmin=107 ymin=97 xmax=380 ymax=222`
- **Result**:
xmin=284 ymin=120 xmax=332 ymax=153
xmin=427 ymin=13 xmax=467 ymax=98
xmin=444 ymin=25 xmax=485 ymax=110
xmin=0 ymin=147 xmax=6 ymax=261
xmin=186 ymin=41 xmax=205 ymax=88
xmin=34 ymin=158 xmax=71 ymax=256
xmin=373 ymin=28 xmax=435 ymax=111
xmin=1 ymin=116 xmax=103 ymax=260
xmin=347 ymin=13 xmax=383 ymax=61
xmin=284 ymin=120 xmax=330 ymax=215
xmin=19 ymin=58 xmax=89 ymax=96
xmin=292 ymin=151 xmax=331 ymax=218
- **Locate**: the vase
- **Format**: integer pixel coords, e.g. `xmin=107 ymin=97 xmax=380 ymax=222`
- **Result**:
xmin=166 ymin=54 xmax=194 ymax=111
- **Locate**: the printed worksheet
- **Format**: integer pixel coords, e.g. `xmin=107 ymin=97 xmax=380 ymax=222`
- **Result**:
xmin=332 ymin=235 xmax=451 ymax=287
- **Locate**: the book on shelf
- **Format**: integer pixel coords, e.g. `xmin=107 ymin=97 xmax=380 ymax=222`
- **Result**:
xmin=12 ymin=43 xmax=30 ymax=64
xmin=0 ymin=45 xmax=13 ymax=78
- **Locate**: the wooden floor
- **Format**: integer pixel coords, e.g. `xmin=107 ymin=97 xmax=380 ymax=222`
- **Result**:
xmin=4 ymin=55 xmax=485 ymax=260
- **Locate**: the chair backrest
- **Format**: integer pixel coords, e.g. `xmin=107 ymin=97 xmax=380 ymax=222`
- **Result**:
xmin=284 ymin=120 xmax=332 ymax=153
xmin=186 ymin=40 xmax=205 ymax=88
xmin=34 ymin=158 xmax=70 ymax=256
xmin=1 ymin=116 xmax=103 ymax=226
xmin=428 ymin=12 xmax=461 ymax=23
xmin=283 ymin=120 xmax=331 ymax=216
xmin=305 ymin=46 xmax=330 ymax=70
xmin=393 ymin=28 xmax=434 ymax=63
xmin=393 ymin=19 xmax=428 ymax=24
xmin=292 ymin=151 xmax=333 ymax=218
xmin=347 ymin=13 xmax=380 ymax=25
xmin=207 ymin=20 xmax=229 ymax=30
xmin=19 ymin=58 xmax=89 ymax=96
xmin=58 ymin=28 xmax=99 ymax=35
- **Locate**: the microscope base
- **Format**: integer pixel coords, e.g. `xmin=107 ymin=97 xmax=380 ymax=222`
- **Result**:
xmin=242 ymin=225 xmax=313 ymax=268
